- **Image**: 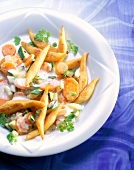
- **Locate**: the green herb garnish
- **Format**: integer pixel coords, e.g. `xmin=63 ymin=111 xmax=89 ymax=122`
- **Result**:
xmin=63 ymin=70 xmax=67 ymax=77
xmin=7 ymin=130 xmax=18 ymax=144
xmin=14 ymin=36 xmax=21 ymax=45
xmin=7 ymin=71 xmax=14 ymax=77
xmin=66 ymin=40 xmax=78 ymax=55
xmin=0 ymin=114 xmax=7 ymax=126
xmin=33 ymin=76 xmax=44 ymax=83
xmin=29 ymin=41 xmax=35 ymax=47
xmin=59 ymin=112 xmax=76 ymax=132
xmin=70 ymin=91 xmax=76 ymax=96
xmin=34 ymin=29 xmax=51 ymax=42
xmin=50 ymin=62 xmax=54 ymax=70
xmin=30 ymin=114 xmax=35 ymax=122
xmin=52 ymin=42 xmax=57 ymax=47
xmin=35 ymin=110 xmax=41 ymax=119
xmin=48 ymin=76 xmax=56 ymax=79
xmin=30 ymin=89 xmax=43 ymax=95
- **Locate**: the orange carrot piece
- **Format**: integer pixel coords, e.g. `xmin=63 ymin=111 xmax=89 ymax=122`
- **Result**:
xmin=2 ymin=44 xmax=16 ymax=56
xmin=58 ymin=92 xmax=68 ymax=103
xmin=41 ymin=62 xmax=52 ymax=72
xmin=1 ymin=61 xmax=16 ymax=75
xmin=63 ymin=77 xmax=79 ymax=101
xmin=24 ymin=54 xmax=34 ymax=67
xmin=41 ymin=83 xmax=58 ymax=91
xmin=55 ymin=62 xmax=68 ymax=75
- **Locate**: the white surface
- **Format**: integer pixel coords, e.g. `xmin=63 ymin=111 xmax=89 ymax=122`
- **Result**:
xmin=0 ymin=8 xmax=119 ymax=156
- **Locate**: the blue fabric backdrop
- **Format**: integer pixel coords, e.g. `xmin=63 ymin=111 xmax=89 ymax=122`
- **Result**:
xmin=0 ymin=0 xmax=134 ymax=169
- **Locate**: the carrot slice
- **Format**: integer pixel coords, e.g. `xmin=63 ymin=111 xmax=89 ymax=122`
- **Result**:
xmin=24 ymin=54 xmax=34 ymax=67
xmin=41 ymin=83 xmax=58 ymax=91
xmin=1 ymin=61 xmax=16 ymax=75
xmin=63 ymin=77 xmax=79 ymax=101
xmin=55 ymin=62 xmax=68 ymax=75
xmin=2 ymin=44 xmax=16 ymax=56
xmin=41 ymin=62 xmax=51 ymax=72
xmin=58 ymin=92 xmax=68 ymax=103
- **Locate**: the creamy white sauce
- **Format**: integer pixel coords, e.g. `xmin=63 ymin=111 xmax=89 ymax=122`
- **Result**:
xmin=0 ymin=80 xmax=11 ymax=100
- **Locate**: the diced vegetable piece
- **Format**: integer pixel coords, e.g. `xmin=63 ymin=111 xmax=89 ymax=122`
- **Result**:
xmin=7 ymin=76 xmax=15 ymax=84
xmin=10 ymin=84 xmax=16 ymax=93
xmin=5 ymin=123 xmax=13 ymax=131
xmin=1 ymin=61 xmax=16 ymax=75
xmin=9 ymin=120 xmax=16 ymax=129
xmin=8 ymin=69 xmax=19 ymax=77
xmin=67 ymin=103 xmax=82 ymax=110
xmin=53 ymin=93 xmax=58 ymax=101
xmin=48 ymin=100 xmax=58 ymax=110
xmin=66 ymin=70 xmax=74 ymax=77
xmin=74 ymin=68 xmax=80 ymax=78
xmin=48 ymin=92 xmax=54 ymax=101
xmin=18 ymin=46 xmax=26 ymax=59
xmin=30 ymin=89 xmax=43 ymax=95
xmin=4 ymin=86 xmax=13 ymax=98
xmin=17 ymin=65 xmax=25 ymax=72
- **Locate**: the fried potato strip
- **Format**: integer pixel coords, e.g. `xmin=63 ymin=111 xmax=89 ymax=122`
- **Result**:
xmin=74 ymin=78 xmax=100 ymax=104
xmin=21 ymin=41 xmax=41 ymax=57
xmin=26 ymin=45 xmax=50 ymax=87
xmin=28 ymin=29 xmax=57 ymax=52
xmin=25 ymin=102 xmax=64 ymax=141
xmin=0 ymin=100 xmax=44 ymax=114
xmin=79 ymin=53 xmax=88 ymax=93
xmin=64 ymin=58 xmax=81 ymax=69
xmin=58 ymin=26 xmax=67 ymax=53
xmin=36 ymin=87 xmax=48 ymax=139
xmin=45 ymin=51 xmax=67 ymax=62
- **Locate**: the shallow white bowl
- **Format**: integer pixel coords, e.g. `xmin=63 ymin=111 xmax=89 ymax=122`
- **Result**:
xmin=0 ymin=8 xmax=119 ymax=157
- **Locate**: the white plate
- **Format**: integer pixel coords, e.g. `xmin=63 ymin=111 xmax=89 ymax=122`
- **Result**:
xmin=0 ymin=8 xmax=119 ymax=157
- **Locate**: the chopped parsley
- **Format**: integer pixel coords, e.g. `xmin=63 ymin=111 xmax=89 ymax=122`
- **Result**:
xmin=48 ymin=76 xmax=57 ymax=79
xmin=0 ymin=114 xmax=7 ymax=126
xmin=29 ymin=41 xmax=35 ymax=47
xmin=52 ymin=42 xmax=57 ymax=47
xmin=30 ymin=89 xmax=43 ymax=95
xmin=33 ymin=76 xmax=44 ymax=83
xmin=59 ymin=112 xmax=76 ymax=132
xmin=7 ymin=130 xmax=18 ymax=144
xmin=34 ymin=29 xmax=51 ymax=42
xmin=63 ymin=70 xmax=67 ymax=77
xmin=14 ymin=36 xmax=21 ymax=45
xmin=66 ymin=40 xmax=78 ymax=55
xmin=70 ymin=91 xmax=76 ymax=96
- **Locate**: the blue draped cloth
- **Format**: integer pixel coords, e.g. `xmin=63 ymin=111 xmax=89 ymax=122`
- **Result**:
xmin=0 ymin=0 xmax=134 ymax=169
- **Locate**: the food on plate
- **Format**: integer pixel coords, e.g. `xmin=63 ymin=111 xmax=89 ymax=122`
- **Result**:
xmin=0 ymin=26 xmax=99 ymax=144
